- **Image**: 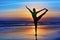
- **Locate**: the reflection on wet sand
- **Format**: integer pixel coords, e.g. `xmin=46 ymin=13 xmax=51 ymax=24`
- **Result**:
xmin=0 ymin=25 xmax=60 ymax=40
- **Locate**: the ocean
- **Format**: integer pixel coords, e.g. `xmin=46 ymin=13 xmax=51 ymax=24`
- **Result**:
xmin=0 ymin=25 xmax=60 ymax=40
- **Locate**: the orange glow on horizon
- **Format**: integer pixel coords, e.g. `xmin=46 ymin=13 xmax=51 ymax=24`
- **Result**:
xmin=0 ymin=5 xmax=60 ymax=21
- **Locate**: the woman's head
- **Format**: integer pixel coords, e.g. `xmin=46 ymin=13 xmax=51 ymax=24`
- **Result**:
xmin=33 ymin=8 xmax=36 ymax=12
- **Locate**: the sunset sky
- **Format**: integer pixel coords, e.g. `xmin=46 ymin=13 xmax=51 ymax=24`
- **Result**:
xmin=0 ymin=0 xmax=60 ymax=21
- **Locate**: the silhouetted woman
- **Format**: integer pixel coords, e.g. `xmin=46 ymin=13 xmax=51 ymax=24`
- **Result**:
xmin=26 ymin=6 xmax=48 ymax=40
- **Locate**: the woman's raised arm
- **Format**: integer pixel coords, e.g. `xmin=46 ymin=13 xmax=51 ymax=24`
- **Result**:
xmin=26 ymin=6 xmax=33 ymax=13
